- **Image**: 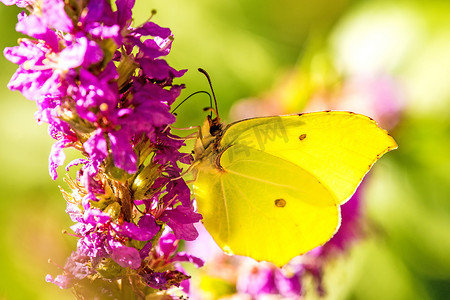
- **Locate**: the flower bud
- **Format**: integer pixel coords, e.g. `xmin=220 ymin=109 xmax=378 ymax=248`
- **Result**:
xmin=96 ymin=258 xmax=126 ymax=280
xmin=131 ymin=163 xmax=161 ymax=200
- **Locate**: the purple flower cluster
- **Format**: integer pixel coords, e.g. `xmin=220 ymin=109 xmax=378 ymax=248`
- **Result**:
xmin=236 ymin=262 xmax=303 ymax=298
xmin=2 ymin=0 xmax=202 ymax=297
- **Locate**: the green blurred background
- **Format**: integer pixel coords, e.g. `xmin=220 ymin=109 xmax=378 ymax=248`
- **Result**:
xmin=1 ymin=0 xmax=450 ymax=299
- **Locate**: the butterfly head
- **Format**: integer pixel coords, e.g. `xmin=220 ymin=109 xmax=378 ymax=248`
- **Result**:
xmin=193 ymin=113 xmax=224 ymax=164
xmin=206 ymin=114 xmax=222 ymax=137
xmin=193 ymin=69 xmax=225 ymax=161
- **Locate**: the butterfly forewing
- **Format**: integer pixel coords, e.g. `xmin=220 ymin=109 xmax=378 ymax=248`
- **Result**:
xmin=220 ymin=111 xmax=397 ymax=204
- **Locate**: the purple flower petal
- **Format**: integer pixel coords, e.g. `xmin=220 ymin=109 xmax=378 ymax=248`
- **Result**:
xmin=83 ymin=129 xmax=108 ymax=167
xmin=172 ymin=252 xmax=204 ymax=268
xmin=108 ymin=130 xmax=137 ymax=174
xmin=83 ymin=208 xmax=110 ymax=225
xmin=133 ymin=22 xmax=172 ymax=39
xmin=82 ymin=0 xmax=115 ymax=26
xmin=159 ymin=206 xmax=202 ymax=241
xmin=111 ymin=246 xmax=141 ymax=269
xmin=115 ymin=0 xmax=135 ymax=29
xmin=80 ymin=0 xmax=121 ymax=43
xmin=139 ymin=241 xmax=152 ymax=259
xmin=138 ymin=58 xmax=187 ymax=81
xmin=111 ymin=217 xmax=158 ymax=241
xmin=3 ymin=40 xmax=46 ymax=66
xmin=45 ymin=274 xmax=72 ymax=289
xmin=158 ymin=232 xmax=178 ymax=257
xmin=125 ymin=83 xmax=176 ymax=129
xmin=16 ymin=13 xmax=59 ymax=51
xmin=41 ymin=0 xmax=73 ymax=32
xmin=46 ymin=250 xmax=93 ymax=289
xmin=138 ymin=214 xmax=160 ymax=236
xmin=49 ymin=140 xmax=67 ymax=180
xmin=7 ymin=67 xmax=59 ymax=100
xmin=126 ymin=35 xmax=173 ymax=60
xmin=66 ymin=202 xmax=82 ymax=223
xmin=65 ymin=158 xmax=88 ymax=171
xmin=162 ymin=178 xmax=191 ymax=207
xmin=59 ymin=36 xmax=103 ymax=70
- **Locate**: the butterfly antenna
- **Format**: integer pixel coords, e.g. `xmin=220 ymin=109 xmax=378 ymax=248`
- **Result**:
xmin=198 ymin=68 xmax=219 ymax=118
xmin=171 ymin=90 xmax=213 ymax=115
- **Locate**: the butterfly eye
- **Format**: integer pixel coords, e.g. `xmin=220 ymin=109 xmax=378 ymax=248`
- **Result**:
xmin=210 ymin=124 xmax=221 ymax=136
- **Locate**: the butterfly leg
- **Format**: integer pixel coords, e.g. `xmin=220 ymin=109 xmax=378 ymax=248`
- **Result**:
xmin=170 ymin=160 xmax=200 ymax=182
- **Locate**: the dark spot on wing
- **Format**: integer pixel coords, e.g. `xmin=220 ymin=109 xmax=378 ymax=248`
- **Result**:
xmin=275 ymin=198 xmax=286 ymax=207
xmin=299 ymin=133 xmax=307 ymax=141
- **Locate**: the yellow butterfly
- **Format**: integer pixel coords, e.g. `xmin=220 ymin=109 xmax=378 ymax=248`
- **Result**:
xmin=190 ymin=72 xmax=397 ymax=267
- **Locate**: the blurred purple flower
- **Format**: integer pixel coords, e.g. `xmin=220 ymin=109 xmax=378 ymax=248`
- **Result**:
xmin=45 ymin=251 xmax=93 ymax=289
xmin=0 ymin=0 xmax=34 ymax=7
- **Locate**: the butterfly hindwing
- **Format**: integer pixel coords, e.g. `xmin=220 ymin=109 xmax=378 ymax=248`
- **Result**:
xmin=194 ymin=145 xmax=339 ymax=266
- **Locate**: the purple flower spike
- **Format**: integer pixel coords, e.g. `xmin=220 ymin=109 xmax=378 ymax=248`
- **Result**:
xmin=3 ymin=0 xmax=202 ymax=297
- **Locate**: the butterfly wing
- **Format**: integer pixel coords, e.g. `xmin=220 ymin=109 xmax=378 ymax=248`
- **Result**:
xmin=193 ymin=111 xmax=397 ymax=266
xmin=220 ymin=111 xmax=397 ymax=204
xmin=194 ymin=145 xmax=339 ymax=267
